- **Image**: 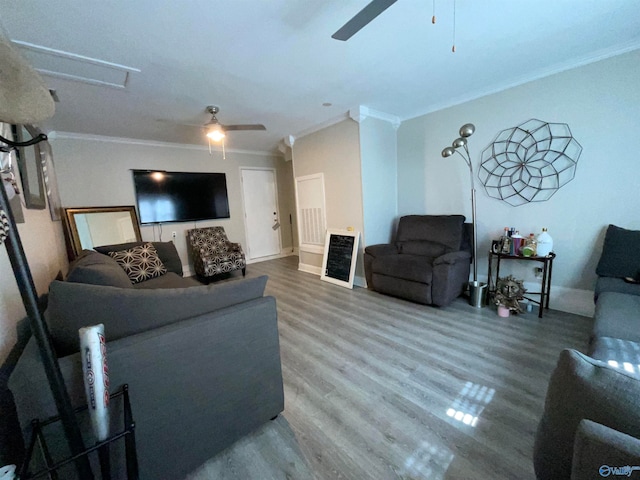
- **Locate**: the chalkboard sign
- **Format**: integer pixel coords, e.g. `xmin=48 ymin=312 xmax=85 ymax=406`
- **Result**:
xmin=320 ymin=229 xmax=360 ymax=289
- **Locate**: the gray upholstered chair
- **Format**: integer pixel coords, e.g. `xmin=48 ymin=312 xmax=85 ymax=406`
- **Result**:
xmin=363 ymin=215 xmax=472 ymax=307
xmin=533 ymin=349 xmax=640 ymax=480
xmin=187 ymin=226 xmax=246 ymax=281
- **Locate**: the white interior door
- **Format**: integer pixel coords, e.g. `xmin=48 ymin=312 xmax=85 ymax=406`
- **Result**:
xmin=241 ymin=168 xmax=281 ymax=260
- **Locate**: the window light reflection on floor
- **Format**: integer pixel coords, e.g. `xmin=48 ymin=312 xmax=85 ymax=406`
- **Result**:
xmin=400 ymin=441 xmax=454 ymax=480
xmin=446 ymin=381 xmax=496 ymax=428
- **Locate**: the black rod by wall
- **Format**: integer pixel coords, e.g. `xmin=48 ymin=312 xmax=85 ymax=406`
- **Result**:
xmin=0 ymin=184 xmax=94 ymax=478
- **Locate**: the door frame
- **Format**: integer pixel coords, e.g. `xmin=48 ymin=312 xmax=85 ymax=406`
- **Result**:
xmin=239 ymin=166 xmax=283 ymax=261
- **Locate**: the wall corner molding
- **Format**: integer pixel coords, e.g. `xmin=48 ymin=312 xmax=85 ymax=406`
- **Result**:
xmin=349 ymin=106 xmax=401 ymax=130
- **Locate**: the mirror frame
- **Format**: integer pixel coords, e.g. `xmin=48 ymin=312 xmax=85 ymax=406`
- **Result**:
xmin=13 ymin=124 xmax=47 ymax=209
xmin=64 ymin=206 xmax=142 ymax=259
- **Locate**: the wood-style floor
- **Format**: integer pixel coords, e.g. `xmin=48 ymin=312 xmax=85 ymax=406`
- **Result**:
xmin=187 ymin=256 xmax=592 ymax=480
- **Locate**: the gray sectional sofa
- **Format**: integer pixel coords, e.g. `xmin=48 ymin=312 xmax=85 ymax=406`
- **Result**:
xmin=9 ymin=242 xmax=284 ymax=479
xmin=533 ymin=225 xmax=640 ymax=480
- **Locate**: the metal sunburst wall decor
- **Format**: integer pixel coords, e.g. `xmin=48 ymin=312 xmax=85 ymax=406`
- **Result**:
xmin=478 ymin=119 xmax=582 ymax=207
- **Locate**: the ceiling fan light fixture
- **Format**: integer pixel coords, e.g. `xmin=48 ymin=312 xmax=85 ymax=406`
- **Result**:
xmin=205 ymin=124 xmax=226 ymax=142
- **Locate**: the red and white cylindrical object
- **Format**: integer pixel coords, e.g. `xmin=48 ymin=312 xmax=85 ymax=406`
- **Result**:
xmin=79 ymin=324 xmax=110 ymax=441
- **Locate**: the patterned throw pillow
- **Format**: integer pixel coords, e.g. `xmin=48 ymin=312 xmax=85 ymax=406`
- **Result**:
xmin=107 ymin=242 xmax=167 ymax=284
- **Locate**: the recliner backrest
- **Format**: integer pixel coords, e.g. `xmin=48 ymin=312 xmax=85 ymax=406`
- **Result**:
xmin=396 ymin=215 xmax=467 ymax=254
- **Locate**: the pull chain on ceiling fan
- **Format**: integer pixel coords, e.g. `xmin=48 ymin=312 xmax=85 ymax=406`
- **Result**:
xmin=332 ymin=0 xmax=461 ymax=52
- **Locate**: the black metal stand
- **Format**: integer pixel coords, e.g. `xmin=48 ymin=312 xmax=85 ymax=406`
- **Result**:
xmin=0 ymin=184 xmax=93 ymax=478
xmin=486 ymin=251 xmax=556 ymax=318
xmin=20 ymin=385 xmax=139 ymax=480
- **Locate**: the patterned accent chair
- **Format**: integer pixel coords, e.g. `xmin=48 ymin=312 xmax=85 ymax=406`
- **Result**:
xmin=187 ymin=226 xmax=246 ymax=281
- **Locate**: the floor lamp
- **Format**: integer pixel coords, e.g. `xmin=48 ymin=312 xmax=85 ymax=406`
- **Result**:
xmin=441 ymin=123 xmax=487 ymax=307
xmin=0 ymin=33 xmax=94 ymax=478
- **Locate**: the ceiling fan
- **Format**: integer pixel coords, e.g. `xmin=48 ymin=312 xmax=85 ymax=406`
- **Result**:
xmin=332 ymin=0 xmax=397 ymax=41
xmin=203 ymin=105 xmax=266 ymax=142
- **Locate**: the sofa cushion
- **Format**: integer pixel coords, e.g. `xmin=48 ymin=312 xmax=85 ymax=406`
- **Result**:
xmin=595 ymin=276 xmax=640 ymax=300
xmin=533 ymin=349 xmax=640 ymax=480
xmin=593 ymin=292 xmax=640 ymax=343
xmin=108 ymin=242 xmax=167 ymax=284
xmin=589 ymin=337 xmax=640 ymax=376
xmin=95 ymin=241 xmax=183 ymax=276
xmin=596 ymin=224 xmax=640 ymax=279
xmin=372 ymin=254 xmax=433 ymax=284
xmin=397 ymin=240 xmax=448 ymax=257
xmin=65 ymin=250 xmax=132 ymax=288
xmin=395 ymin=215 xmax=465 ymax=251
xmin=46 ymin=275 xmax=269 ymax=356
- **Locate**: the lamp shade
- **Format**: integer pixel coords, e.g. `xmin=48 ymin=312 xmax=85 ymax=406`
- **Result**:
xmin=452 ymin=137 xmax=467 ymax=149
xmin=459 ymin=123 xmax=475 ymax=138
xmin=0 ymin=34 xmax=54 ymax=124
xmin=441 ymin=147 xmax=455 ymax=157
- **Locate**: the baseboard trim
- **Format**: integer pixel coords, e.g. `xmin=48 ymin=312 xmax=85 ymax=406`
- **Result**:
xmin=247 ymin=250 xmax=296 ymax=265
xmin=545 ymin=285 xmax=595 ymax=318
xmin=298 ymin=263 xmax=322 ymax=276
xmin=354 ymin=275 xmax=367 ymax=288
xmin=476 ymin=274 xmax=594 ymax=317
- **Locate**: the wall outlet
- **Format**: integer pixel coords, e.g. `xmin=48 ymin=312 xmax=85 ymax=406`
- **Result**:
xmin=534 ymin=267 xmax=543 ymax=279
xmin=172 ymin=231 xmax=177 ymax=239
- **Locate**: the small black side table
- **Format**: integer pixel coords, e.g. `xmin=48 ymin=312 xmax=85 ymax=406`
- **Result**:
xmin=487 ymin=251 xmax=556 ymax=318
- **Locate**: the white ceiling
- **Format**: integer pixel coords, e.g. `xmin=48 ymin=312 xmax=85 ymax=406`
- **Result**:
xmin=2 ymin=0 xmax=639 ymax=154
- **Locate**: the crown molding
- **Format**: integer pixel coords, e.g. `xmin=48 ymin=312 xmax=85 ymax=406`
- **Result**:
xmin=48 ymin=131 xmax=280 ymax=157
xmin=287 ymin=112 xmax=350 ymax=146
xmin=349 ymin=106 xmax=401 ymax=130
xmin=405 ymin=41 xmax=640 ymax=122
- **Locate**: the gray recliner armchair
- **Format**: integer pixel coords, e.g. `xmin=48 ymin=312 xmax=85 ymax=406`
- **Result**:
xmin=364 ymin=215 xmax=472 ymax=307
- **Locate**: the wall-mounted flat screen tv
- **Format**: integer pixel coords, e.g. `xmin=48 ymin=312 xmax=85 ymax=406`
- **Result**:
xmin=133 ymin=170 xmax=230 ymax=224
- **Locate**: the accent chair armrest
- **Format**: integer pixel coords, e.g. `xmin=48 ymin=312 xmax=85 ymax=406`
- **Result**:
xmin=364 ymin=243 xmax=398 ymax=258
xmin=229 ymin=242 xmax=244 ymax=252
xmin=433 ymin=250 xmax=472 ymax=266
xmin=571 ymin=419 xmax=640 ymax=480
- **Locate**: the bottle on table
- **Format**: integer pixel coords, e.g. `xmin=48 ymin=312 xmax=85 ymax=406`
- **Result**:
xmin=537 ymin=228 xmax=553 ymax=257
xmin=511 ymin=231 xmax=524 ymax=255
xmin=501 ymin=227 xmax=511 ymax=254
xmin=521 ymin=233 xmax=537 ymax=257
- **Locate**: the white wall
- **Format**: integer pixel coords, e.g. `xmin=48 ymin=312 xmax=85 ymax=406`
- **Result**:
xmin=397 ymin=50 xmax=640 ymax=316
xmin=292 ymin=119 xmax=365 ymax=280
xmin=50 ymin=135 xmax=296 ymax=273
xmin=360 ymin=117 xmax=398 ymax=246
xmin=0 ymin=186 xmax=68 ymax=365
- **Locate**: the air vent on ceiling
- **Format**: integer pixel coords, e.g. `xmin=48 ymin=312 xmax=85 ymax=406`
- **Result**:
xmin=12 ymin=40 xmax=141 ymax=89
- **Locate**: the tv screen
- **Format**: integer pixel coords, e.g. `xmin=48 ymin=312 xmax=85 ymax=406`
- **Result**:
xmin=133 ymin=170 xmax=230 ymax=224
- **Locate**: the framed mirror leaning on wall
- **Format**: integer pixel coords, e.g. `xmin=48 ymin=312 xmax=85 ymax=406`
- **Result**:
xmin=64 ymin=206 xmax=142 ymax=259
xmin=13 ymin=124 xmax=47 ymax=209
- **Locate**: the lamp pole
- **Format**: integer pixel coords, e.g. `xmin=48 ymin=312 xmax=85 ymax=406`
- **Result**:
xmin=0 ymin=177 xmax=94 ymax=478
xmin=442 ymin=123 xmax=485 ymax=306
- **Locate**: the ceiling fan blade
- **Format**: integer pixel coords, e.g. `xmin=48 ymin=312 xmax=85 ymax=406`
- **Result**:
xmin=223 ymin=124 xmax=266 ymax=131
xmin=332 ymin=0 xmax=397 ymax=41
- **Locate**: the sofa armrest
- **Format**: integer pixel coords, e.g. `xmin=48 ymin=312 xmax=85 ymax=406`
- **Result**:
xmin=433 ymin=250 xmax=472 ymax=266
xmin=364 ymin=243 xmax=398 ymax=258
xmin=571 ymin=420 xmax=640 ymax=480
